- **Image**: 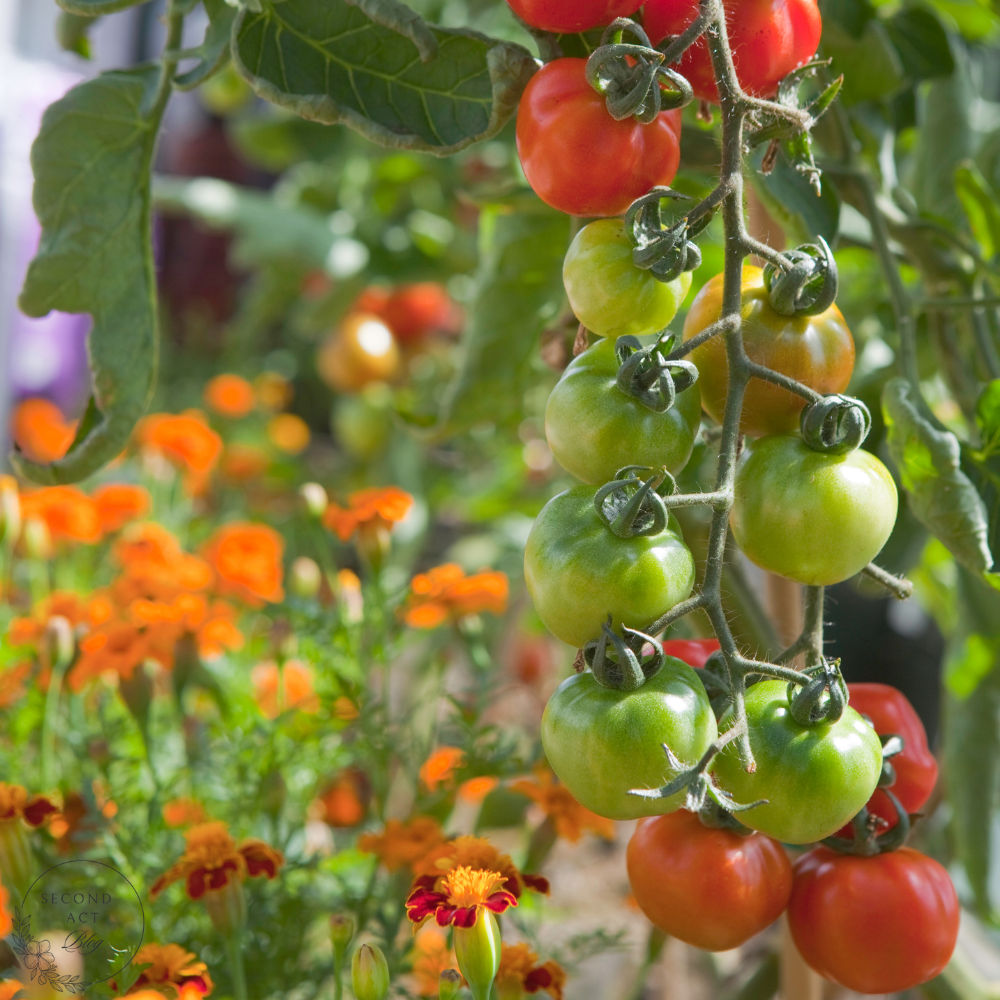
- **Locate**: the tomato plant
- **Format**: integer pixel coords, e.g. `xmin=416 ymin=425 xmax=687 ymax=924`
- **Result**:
xmin=505 ymin=0 xmax=643 ymax=32
xmin=730 ymin=435 xmax=898 ymax=586
xmin=788 ymin=847 xmax=960 ymax=993
xmin=627 ymin=810 xmax=792 ymax=950
xmin=683 ymin=267 xmax=854 ymax=438
xmin=542 ymin=656 xmax=718 ymax=819
xmin=644 ymin=0 xmax=822 ymax=102
xmin=516 ymin=59 xmax=682 ymax=217
xmin=545 ymin=338 xmax=701 ymax=484
xmin=317 ymin=314 xmax=402 ymax=393
xmin=712 ymin=681 xmax=884 ymax=843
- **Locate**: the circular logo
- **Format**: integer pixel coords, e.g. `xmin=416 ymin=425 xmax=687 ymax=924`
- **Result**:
xmin=10 ymin=860 xmax=145 ymax=995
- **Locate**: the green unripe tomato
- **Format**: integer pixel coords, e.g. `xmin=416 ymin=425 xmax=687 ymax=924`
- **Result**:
xmin=542 ymin=657 xmax=718 ymax=819
xmin=524 ymin=485 xmax=696 ymax=647
xmin=712 ymin=680 xmax=883 ymax=844
xmin=545 ymin=338 xmax=701 ymax=484
xmin=730 ymin=435 xmax=898 ymax=586
xmin=563 ymin=219 xmax=692 ymax=339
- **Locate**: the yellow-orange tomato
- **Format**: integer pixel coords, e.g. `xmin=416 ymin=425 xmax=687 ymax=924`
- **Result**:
xmin=317 ymin=314 xmax=401 ymax=393
xmin=682 ymin=266 xmax=854 ymax=437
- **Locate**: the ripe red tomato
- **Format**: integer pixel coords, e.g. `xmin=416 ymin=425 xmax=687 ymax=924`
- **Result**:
xmin=506 ymin=0 xmax=643 ymax=32
xmin=661 ymin=638 xmax=720 ymax=668
xmin=353 ymin=284 xmax=455 ymax=342
xmin=644 ymin=0 xmax=822 ymax=103
xmin=516 ymin=59 xmax=682 ymax=217
xmin=837 ymin=683 xmax=938 ymax=835
xmin=627 ymin=810 xmax=793 ymax=950
xmin=788 ymin=847 xmax=959 ymax=993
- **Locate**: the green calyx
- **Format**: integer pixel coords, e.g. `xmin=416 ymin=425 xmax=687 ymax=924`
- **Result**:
xmin=625 ymin=187 xmax=710 ymax=283
xmin=584 ymin=617 xmax=665 ymax=690
xmin=800 ymin=394 xmax=872 ymax=455
xmin=615 ymin=334 xmax=699 ymax=413
xmin=585 ymin=19 xmax=692 ymax=124
xmin=762 ymin=237 xmax=838 ymax=317
xmin=785 ymin=659 xmax=848 ymax=726
xmin=594 ymin=465 xmax=675 ymax=538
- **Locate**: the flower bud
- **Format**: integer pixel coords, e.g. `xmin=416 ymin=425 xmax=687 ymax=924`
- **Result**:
xmin=44 ymin=615 xmax=75 ymax=671
xmin=290 ymin=556 xmax=322 ymax=598
xmin=329 ymin=914 xmax=355 ymax=968
xmin=23 ymin=517 xmax=52 ymax=560
xmin=0 ymin=476 xmax=21 ymax=550
xmin=300 ymin=482 xmax=328 ymax=518
xmin=351 ymin=943 xmax=390 ymax=1000
xmin=438 ymin=969 xmax=463 ymax=1000
xmin=454 ymin=911 xmax=502 ymax=1000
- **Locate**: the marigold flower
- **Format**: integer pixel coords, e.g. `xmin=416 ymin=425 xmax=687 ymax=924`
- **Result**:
xmin=0 ymin=783 xmax=59 ymax=827
xmin=267 ymin=414 xmax=310 ymax=454
xmin=458 ymin=777 xmax=500 ymax=805
xmin=8 ymin=590 xmax=106 ymax=654
xmin=413 ymin=836 xmax=550 ymax=900
xmin=203 ymin=522 xmax=284 ymax=606
xmin=316 ymin=769 xmax=370 ymax=828
xmin=11 ymin=397 xmax=77 ymax=463
xmin=406 ymin=866 xmax=516 ymax=929
xmin=358 ymin=817 xmax=446 ymax=872
xmin=70 ymin=618 xmax=179 ymax=689
xmin=322 ymin=486 xmax=413 ymax=542
xmin=403 ymin=565 xmax=508 ymax=629
xmin=420 ymin=746 xmax=465 ymax=792
xmin=0 ymin=662 xmax=30 ymax=708
xmin=137 ymin=412 xmax=223 ymax=492
xmin=0 ymin=879 xmax=11 ymax=938
xmin=163 ymin=799 xmax=209 ymax=829
xmin=221 ymin=444 xmax=269 ymax=482
xmin=409 ymin=926 xmax=457 ymax=997
xmin=0 ymin=981 xmax=21 ymax=1000
xmin=115 ymin=523 xmax=213 ymax=592
xmin=49 ymin=786 xmax=116 ymax=854
xmin=20 ymin=487 xmax=101 ymax=545
xmin=511 ymin=769 xmax=615 ymax=843
xmin=150 ymin=821 xmax=283 ymax=900
xmin=130 ymin=943 xmax=214 ymax=997
xmin=495 ymin=944 xmax=565 ymax=1000
xmin=204 ymin=375 xmax=255 ymax=419
xmin=92 ymin=483 xmax=151 ymax=533
xmin=251 ymin=660 xmax=319 ymax=719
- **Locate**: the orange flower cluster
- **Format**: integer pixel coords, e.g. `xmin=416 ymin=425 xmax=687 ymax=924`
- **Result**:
xmin=251 ymin=660 xmax=319 ymax=719
xmin=204 ymin=375 xmax=256 ymax=419
xmin=511 ymin=769 xmax=615 ymax=843
xmin=403 ymin=564 xmax=508 ymax=629
xmin=322 ymin=486 xmax=413 ymax=542
xmin=11 ymin=397 xmax=77 ymax=463
xmin=16 ymin=482 xmax=149 ymax=548
xmin=495 ymin=943 xmax=566 ymax=1000
xmin=137 ymin=412 xmax=223 ymax=493
xmin=150 ymin=821 xmax=283 ymax=901
xmin=358 ymin=817 xmax=447 ymax=872
xmin=0 ymin=662 xmax=31 ymax=708
xmin=409 ymin=926 xmax=457 ymax=997
xmin=315 ymin=768 xmax=370 ymax=828
xmin=163 ymin=799 xmax=209 ymax=829
xmin=0 ymin=879 xmax=11 ymax=938
xmin=129 ymin=943 xmax=214 ymax=997
xmin=202 ymin=523 xmax=285 ymax=606
xmin=420 ymin=746 xmax=465 ymax=792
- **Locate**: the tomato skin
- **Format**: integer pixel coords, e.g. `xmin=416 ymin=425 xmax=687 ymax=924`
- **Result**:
xmin=524 ymin=485 xmax=696 ymax=648
xmin=542 ymin=658 xmax=718 ymax=819
xmin=627 ymin=811 xmax=792 ymax=949
xmin=661 ymin=638 xmax=720 ymax=668
xmin=507 ymin=0 xmax=643 ymax=32
xmin=317 ymin=314 xmax=402 ymax=393
xmin=644 ymin=0 xmax=822 ymax=103
xmin=545 ymin=339 xmax=701 ymax=485
xmin=516 ymin=60 xmax=682 ymax=218
xmin=712 ymin=680 xmax=883 ymax=844
xmin=563 ymin=219 xmax=692 ymax=339
xmin=730 ymin=435 xmax=898 ymax=586
xmin=788 ymin=847 xmax=959 ymax=993
xmin=682 ymin=267 xmax=854 ymax=438
xmin=838 ymin=683 xmax=938 ymax=835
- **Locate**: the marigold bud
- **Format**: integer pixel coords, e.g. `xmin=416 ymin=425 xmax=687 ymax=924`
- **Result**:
xmin=454 ymin=911 xmax=502 ymax=1000
xmin=300 ymin=482 xmax=328 ymax=518
xmin=329 ymin=914 xmax=355 ymax=967
xmin=438 ymin=969 xmax=463 ymax=1000
xmin=0 ymin=476 xmax=21 ymax=549
xmin=23 ymin=516 xmax=52 ymax=560
xmin=290 ymin=556 xmax=322 ymax=598
xmin=351 ymin=943 xmax=390 ymax=1000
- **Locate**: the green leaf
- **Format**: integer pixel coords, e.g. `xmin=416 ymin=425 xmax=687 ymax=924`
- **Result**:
xmin=56 ymin=0 xmax=148 ymax=13
xmin=174 ymin=0 xmax=238 ymax=91
xmin=56 ymin=12 xmax=99 ymax=59
xmin=439 ymin=197 xmax=568 ymax=432
xmin=232 ymin=0 xmax=537 ymax=155
xmin=820 ymin=17 xmax=906 ymax=103
xmin=882 ymin=378 xmax=996 ymax=580
xmin=884 ymin=6 xmax=955 ymax=80
xmin=15 ymin=67 xmax=166 ymax=485
xmin=977 ymin=379 xmax=1000 ymax=448
xmin=955 ymin=161 xmax=1000 ymax=260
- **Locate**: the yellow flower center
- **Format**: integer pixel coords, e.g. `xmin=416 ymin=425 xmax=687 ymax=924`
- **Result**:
xmin=442 ymin=866 xmax=504 ymax=908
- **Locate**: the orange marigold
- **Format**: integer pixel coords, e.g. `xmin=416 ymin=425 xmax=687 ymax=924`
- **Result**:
xmin=0 ymin=879 xmax=11 ymax=938
xmin=511 ymin=769 xmax=615 ymax=843
xmin=204 ymin=375 xmax=255 ymax=420
xmin=203 ymin=523 xmax=284 ymax=606
xmin=408 ymin=926 xmax=457 ymax=997
xmin=137 ymin=412 xmax=223 ymax=489
xmin=495 ymin=943 xmax=566 ymax=1000
xmin=20 ymin=487 xmax=101 ymax=545
xmin=267 ymin=414 xmax=310 ymax=454
xmin=150 ymin=821 xmax=283 ymax=900
xmin=92 ymin=484 xmax=151 ymax=533
xmin=315 ymin=769 xmax=370 ymax=828
xmin=358 ymin=817 xmax=446 ymax=872
xmin=11 ymin=397 xmax=77 ymax=463
xmin=405 ymin=866 xmax=516 ymax=929
xmin=251 ymin=660 xmax=319 ymax=719
xmin=163 ymin=799 xmax=209 ymax=829
xmin=130 ymin=943 xmax=213 ymax=997
xmin=221 ymin=444 xmax=269 ymax=483
xmin=115 ymin=523 xmax=213 ymax=592
xmin=458 ymin=776 xmax=500 ymax=804
xmin=0 ymin=783 xmax=58 ymax=827
xmin=322 ymin=486 xmax=413 ymax=542
xmin=414 ymin=835 xmax=550 ymax=900
xmin=403 ymin=565 xmax=508 ymax=629
xmin=0 ymin=984 xmax=17 ymax=1000
xmin=0 ymin=662 xmax=30 ymax=708
xmin=419 ymin=746 xmax=465 ymax=792
xmin=70 ymin=618 xmax=179 ymax=690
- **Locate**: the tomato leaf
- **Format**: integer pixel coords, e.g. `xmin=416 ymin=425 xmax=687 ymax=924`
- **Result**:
xmin=439 ymin=197 xmax=568 ymax=432
xmin=955 ymin=161 xmax=1000 ymax=261
xmin=174 ymin=0 xmax=238 ymax=91
xmin=56 ymin=0 xmax=148 ymax=13
xmin=883 ymin=7 xmax=954 ymax=81
xmin=232 ymin=0 xmax=537 ymax=156
xmin=820 ymin=17 xmax=906 ymax=103
xmin=14 ymin=67 xmax=165 ymax=485
xmin=976 ymin=380 xmax=1000 ymax=448
xmin=882 ymin=378 xmax=997 ymax=581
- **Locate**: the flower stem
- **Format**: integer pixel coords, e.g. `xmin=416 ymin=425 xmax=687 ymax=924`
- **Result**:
xmin=226 ymin=931 xmax=249 ymax=1000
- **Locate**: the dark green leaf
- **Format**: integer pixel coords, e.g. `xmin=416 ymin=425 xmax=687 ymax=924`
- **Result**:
xmin=56 ymin=12 xmax=98 ymax=59
xmin=232 ymin=0 xmax=537 ymax=155
xmin=15 ymin=67 xmax=166 ymax=484
xmin=819 ymin=0 xmax=876 ymax=38
xmin=882 ymin=378 xmax=997 ymax=580
xmin=749 ymin=145 xmax=841 ymax=245
xmin=56 ymin=0 xmax=147 ymax=13
xmin=955 ymin=161 xmax=1000 ymax=260
xmin=977 ymin=379 xmax=1000 ymax=448
xmin=229 ymin=115 xmax=348 ymax=172
xmin=820 ymin=18 xmax=906 ymax=103
xmin=439 ymin=197 xmax=568 ymax=432
xmin=884 ymin=6 xmax=954 ymax=80
xmin=174 ymin=0 xmax=237 ymax=91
